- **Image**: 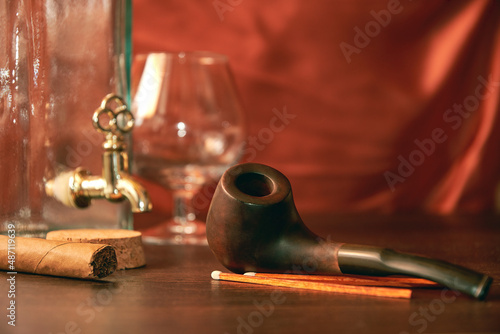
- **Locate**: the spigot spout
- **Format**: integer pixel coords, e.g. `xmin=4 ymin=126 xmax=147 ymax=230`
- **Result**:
xmin=46 ymin=168 xmax=152 ymax=213
xmin=116 ymin=176 xmax=152 ymax=213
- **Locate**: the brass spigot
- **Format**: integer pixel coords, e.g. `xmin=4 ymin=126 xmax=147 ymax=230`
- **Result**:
xmin=46 ymin=94 xmax=152 ymax=213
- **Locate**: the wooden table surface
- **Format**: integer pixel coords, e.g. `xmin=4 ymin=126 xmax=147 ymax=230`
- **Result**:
xmin=2 ymin=213 xmax=500 ymax=334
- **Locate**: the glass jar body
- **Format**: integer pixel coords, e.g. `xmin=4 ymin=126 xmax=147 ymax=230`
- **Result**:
xmin=0 ymin=0 xmax=132 ymax=236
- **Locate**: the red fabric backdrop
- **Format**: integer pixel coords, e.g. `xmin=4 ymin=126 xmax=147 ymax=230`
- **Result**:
xmin=132 ymin=0 xmax=500 ymax=225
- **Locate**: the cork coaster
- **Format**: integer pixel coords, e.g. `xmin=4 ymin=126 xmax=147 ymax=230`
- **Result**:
xmin=46 ymin=229 xmax=146 ymax=270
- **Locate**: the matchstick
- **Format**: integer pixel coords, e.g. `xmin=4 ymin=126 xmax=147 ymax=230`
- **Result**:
xmin=244 ymin=272 xmax=440 ymax=288
xmin=211 ymin=271 xmax=412 ymax=299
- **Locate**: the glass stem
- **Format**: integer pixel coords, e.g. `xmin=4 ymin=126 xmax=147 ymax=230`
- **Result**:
xmin=172 ymin=190 xmax=197 ymax=227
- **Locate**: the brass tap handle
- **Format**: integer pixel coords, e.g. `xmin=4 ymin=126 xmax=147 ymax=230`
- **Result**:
xmin=46 ymin=93 xmax=152 ymax=213
xmin=92 ymin=94 xmax=135 ymax=136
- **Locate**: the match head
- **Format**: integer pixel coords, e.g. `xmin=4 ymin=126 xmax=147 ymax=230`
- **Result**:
xmin=211 ymin=270 xmax=222 ymax=280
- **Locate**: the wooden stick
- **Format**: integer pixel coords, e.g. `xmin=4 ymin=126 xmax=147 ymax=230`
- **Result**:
xmin=244 ymin=272 xmax=440 ymax=288
xmin=342 ymin=274 xmax=440 ymax=286
xmin=211 ymin=271 xmax=412 ymax=299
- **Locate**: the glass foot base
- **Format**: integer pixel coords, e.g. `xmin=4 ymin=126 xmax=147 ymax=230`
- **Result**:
xmin=141 ymin=219 xmax=208 ymax=245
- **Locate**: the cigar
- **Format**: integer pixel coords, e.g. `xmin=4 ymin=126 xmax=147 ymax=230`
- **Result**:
xmin=0 ymin=235 xmax=117 ymax=279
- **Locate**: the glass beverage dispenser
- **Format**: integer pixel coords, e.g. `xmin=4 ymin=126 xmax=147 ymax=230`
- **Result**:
xmin=0 ymin=0 xmax=150 ymax=237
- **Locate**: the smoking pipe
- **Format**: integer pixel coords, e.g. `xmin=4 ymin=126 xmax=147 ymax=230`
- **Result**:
xmin=206 ymin=163 xmax=492 ymax=300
